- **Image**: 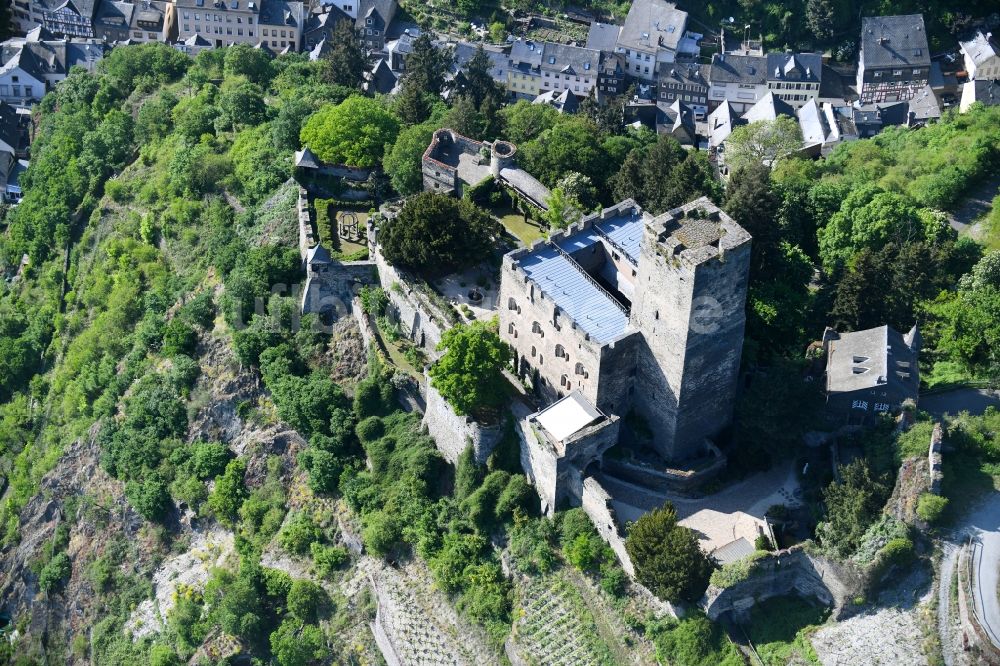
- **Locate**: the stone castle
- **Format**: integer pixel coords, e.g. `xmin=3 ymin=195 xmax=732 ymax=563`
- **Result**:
xmin=499 ymin=197 xmax=752 ymax=466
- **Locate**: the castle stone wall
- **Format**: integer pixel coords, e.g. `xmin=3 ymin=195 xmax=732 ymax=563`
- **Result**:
xmin=422 ymin=370 xmax=504 ymax=465
xmin=581 ymin=476 xmax=636 ymax=577
xmin=300 ymin=262 xmax=377 ymax=316
xmin=372 ymin=244 xmax=448 ymax=355
xmin=702 ymin=546 xmax=862 ymax=622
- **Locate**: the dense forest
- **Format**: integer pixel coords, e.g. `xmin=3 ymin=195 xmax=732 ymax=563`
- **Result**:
xmin=0 ymin=26 xmax=999 ymax=664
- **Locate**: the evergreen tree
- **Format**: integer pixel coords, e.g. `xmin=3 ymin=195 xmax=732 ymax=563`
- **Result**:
xmin=724 ymin=163 xmax=783 ymax=278
xmin=625 ymin=503 xmax=712 ymax=603
xmin=322 ymin=19 xmax=365 ymax=88
xmin=404 ymin=34 xmax=452 ymax=95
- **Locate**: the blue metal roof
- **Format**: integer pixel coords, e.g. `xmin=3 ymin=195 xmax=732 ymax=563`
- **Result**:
xmin=518 ymin=244 xmax=629 ymax=344
xmin=595 ymin=213 xmax=644 ymax=262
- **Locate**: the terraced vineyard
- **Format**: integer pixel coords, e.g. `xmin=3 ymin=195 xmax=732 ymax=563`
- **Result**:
xmin=509 ymin=572 xmax=623 ymax=665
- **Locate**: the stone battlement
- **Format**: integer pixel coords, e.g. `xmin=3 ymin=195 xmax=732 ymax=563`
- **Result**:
xmin=649 ymin=197 xmax=751 ymax=267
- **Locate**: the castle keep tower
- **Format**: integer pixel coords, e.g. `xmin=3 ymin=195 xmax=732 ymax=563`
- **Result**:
xmin=628 ymin=198 xmax=752 ymax=462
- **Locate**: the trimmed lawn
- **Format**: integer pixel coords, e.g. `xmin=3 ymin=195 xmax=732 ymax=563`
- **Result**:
xmin=495 ymin=207 xmax=545 ymax=246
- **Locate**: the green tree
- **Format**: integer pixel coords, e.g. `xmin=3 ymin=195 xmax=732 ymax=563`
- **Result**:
xmin=218 ymin=81 xmax=267 ymax=130
xmin=625 ymin=503 xmax=712 ymax=603
xmin=543 ymin=187 xmax=584 ymax=229
xmin=429 ymin=319 xmax=510 ymax=417
xmin=522 ymin=117 xmax=609 ymax=188
xmin=208 ymin=458 xmax=248 ymax=526
xmin=723 ymin=117 xmax=802 ymax=173
xmin=612 ymin=135 xmax=718 ymax=213
xmin=454 ymin=444 xmax=484 ymax=500
xmin=499 ymin=100 xmax=559 ymax=144
xmin=819 ymin=459 xmax=891 ymax=557
xmin=38 ymin=552 xmax=73 ymax=591
xmin=321 ymin=18 xmax=366 ymax=87
xmin=299 ymin=96 xmax=399 ymax=167
xmin=805 ymin=0 xmax=838 ymax=40
xmin=162 ymin=318 xmax=197 ymax=356
xmin=223 ymin=43 xmax=273 ymax=84
xmin=378 ymin=192 xmax=497 ymax=275
xmin=402 ymin=34 xmax=452 ymax=96
xmin=125 ymin=477 xmax=172 ymax=522
xmin=724 ymin=163 xmax=782 ymax=277
xmin=269 ymin=618 xmax=326 ymax=666
xmin=383 ymin=122 xmax=436 ymax=195
xmin=286 ymin=579 xmax=328 ymax=623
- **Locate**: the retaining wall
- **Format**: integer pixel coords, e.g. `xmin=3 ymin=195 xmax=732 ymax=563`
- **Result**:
xmin=422 ymin=370 xmax=505 ymax=465
xmin=372 ymin=244 xmax=451 ymax=356
xmin=702 ymin=545 xmax=862 ymax=622
xmin=581 ymin=476 xmax=635 ymax=577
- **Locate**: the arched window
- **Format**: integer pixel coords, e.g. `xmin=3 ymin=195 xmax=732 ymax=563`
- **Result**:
xmin=575 ymin=362 xmax=585 ymax=376
xmin=508 ymin=297 xmax=518 ymax=311
xmin=508 ymin=323 xmax=517 ymax=338
xmin=531 ymin=346 xmax=536 ymax=357
xmin=532 ymin=321 xmax=544 ymax=336
xmin=555 ymin=344 xmax=565 ymax=359
xmin=560 ymin=374 xmax=569 ymax=388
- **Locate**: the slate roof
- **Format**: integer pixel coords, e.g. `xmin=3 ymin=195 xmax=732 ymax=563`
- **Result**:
xmin=259 ymin=0 xmax=305 ymax=28
xmin=965 ymin=79 xmax=1000 ymax=106
xmin=658 ymin=62 xmax=707 ymax=86
xmin=586 ymin=21 xmax=621 ymax=52
xmin=707 ymin=101 xmax=745 ymax=148
xmin=741 ymin=91 xmax=795 ymax=123
xmin=797 ymin=98 xmax=829 ymax=146
xmin=532 ymin=89 xmax=579 ymax=113
xmin=0 ymin=102 xmax=21 ymax=154
xmin=514 ymin=201 xmax=648 ymax=343
xmin=860 ymin=14 xmax=930 ymax=69
xmin=766 ymin=52 xmax=822 ymax=83
xmin=825 ymin=324 xmax=919 ymax=396
xmin=450 ymin=43 xmax=508 ymax=87
xmin=358 ymin=0 xmax=396 ymax=25
xmin=908 ymin=85 xmax=941 ymax=121
xmin=960 ymin=29 xmax=1000 ymax=67
xmin=618 ymin=0 xmax=687 ymax=53
xmin=93 ymin=0 xmax=133 ymax=28
xmin=509 ymin=39 xmax=543 ymax=72
xmin=539 ymin=42 xmax=599 ymax=76
xmin=709 ymin=53 xmax=767 ymax=85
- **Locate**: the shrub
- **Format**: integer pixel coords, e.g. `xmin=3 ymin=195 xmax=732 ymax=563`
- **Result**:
xmin=355 ymin=416 xmax=385 ymax=443
xmin=39 ymin=552 xmax=73 ymax=592
xmin=916 ymin=493 xmax=948 ymax=524
xmin=311 ymin=542 xmax=349 ymax=577
xmin=207 ymin=458 xmax=247 ymax=526
xmin=359 ymin=286 xmax=388 ymax=316
xmin=161 ymin=318 xmax=197 ymax=356
xmin=286 ymin=579 xmax=328 ymax=623
xmin=278 ymin=512 xmax=323 ymax=555
xmin=754 ymin=534 xmax=774 ymax=551
xmin=362 ymin=510 xmax=401 ymax=557
xmin=126 ymin=478 xmax=172 ymax=522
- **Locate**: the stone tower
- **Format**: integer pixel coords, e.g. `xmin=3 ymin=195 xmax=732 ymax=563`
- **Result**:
xmin=628 ymin=198 xmax=752 ymax=462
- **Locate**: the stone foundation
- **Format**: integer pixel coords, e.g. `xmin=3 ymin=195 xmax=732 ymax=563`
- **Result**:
xmin=702 ymin=545 xmax=862 ymax=622
xmin=421 ymin=370 xmax=504 ymax=465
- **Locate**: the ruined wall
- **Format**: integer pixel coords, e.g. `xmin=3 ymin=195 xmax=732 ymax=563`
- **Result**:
xmin=515 ymin=411 xmax=620 ymax=516
xmin=517 ymin=418 xmax=559 ymax=515
xmin=422 ymin=370 xmax=505 ymax=465
xmin=702 ymin=545 xmax=863 ymax=622
xmin=581 ymin=476 xmax=636 ymax=577
xmin=372 ymin=244 xmax=449 ymax=355
xmin=929 ymin=422 xmax=943 ymax=494
xmin=297 ymin=186 xmax=316 ymax=268
xmin=300 ymin=262 xmax=377 ymax=315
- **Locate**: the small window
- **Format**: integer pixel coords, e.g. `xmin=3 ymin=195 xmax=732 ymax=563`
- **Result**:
xmin=507 ymin=297 xmax=517 ymax=310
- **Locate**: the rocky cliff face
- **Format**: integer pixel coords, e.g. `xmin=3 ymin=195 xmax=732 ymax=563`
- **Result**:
xmin=0 ymin=315 xmax=368 ymax=662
